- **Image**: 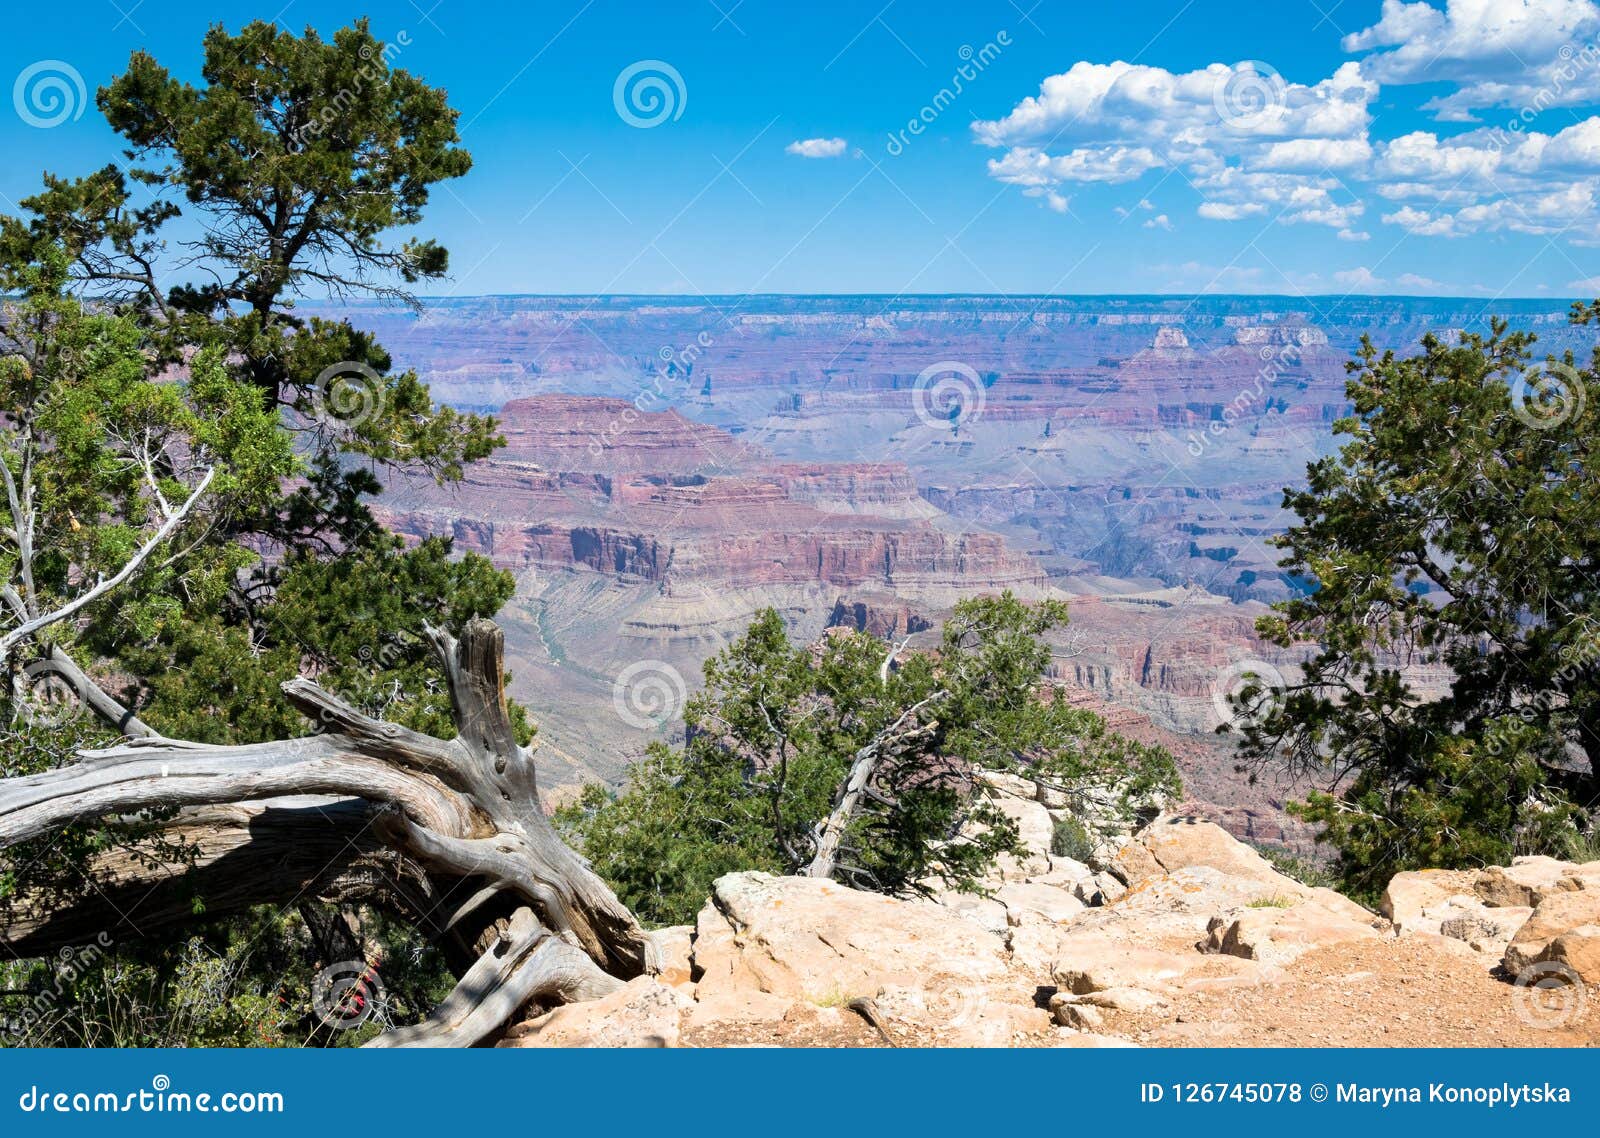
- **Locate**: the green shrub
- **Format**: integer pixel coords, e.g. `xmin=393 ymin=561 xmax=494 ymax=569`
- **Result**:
xmin=1050 ymin=816 xmax=1095 ymax=862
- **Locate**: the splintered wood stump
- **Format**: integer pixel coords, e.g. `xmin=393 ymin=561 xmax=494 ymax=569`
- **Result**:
xmin=0 ymin=619 xmax=652 ymax=1046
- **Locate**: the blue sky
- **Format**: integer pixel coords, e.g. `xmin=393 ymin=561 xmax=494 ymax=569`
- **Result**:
xmin=4 ymin=0 xmax=1600 ymax=296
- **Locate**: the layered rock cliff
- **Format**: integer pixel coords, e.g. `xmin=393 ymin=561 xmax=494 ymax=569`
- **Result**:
xmin=379 ymin=395 xmax=1046 ymax=600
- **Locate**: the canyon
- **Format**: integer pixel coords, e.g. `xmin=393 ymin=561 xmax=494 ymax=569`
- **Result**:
xmin=337 ymin=295 xmax=1582 ymax=848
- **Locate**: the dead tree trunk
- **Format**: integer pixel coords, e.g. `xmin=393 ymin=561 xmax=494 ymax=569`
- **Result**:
xmin=805 ymin=695 xmax=942 ymax=880
xmin=0 ymin=618 xmax=655 ymax=1045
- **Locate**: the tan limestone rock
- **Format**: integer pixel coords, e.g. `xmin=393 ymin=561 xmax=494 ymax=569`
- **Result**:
xmin=690 ymin=871 xmax=1009 ymax=1005
xmin=1202 ymin=904 xmax=1381 ymax=967
xmin=501 ymin=976 xmax=690 ymax=1048
xmin=1051 ymin=935 xmax=1196 ymax=995
xmin=1503 ymin=889 xmax=1600 ymax=973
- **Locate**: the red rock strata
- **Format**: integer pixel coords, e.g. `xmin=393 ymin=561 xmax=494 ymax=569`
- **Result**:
xmin=379 ymin=395 xmax=1045 ymax=597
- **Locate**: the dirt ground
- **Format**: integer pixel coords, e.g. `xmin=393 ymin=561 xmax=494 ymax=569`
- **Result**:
xmin=678 ymin=935 xmax=1600 ymax=1048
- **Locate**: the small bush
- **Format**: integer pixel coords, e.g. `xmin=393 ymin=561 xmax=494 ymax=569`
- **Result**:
xmin=1050 ymin=816 xmax=1095 ymax=862
xmin=1252 ymin=843 xmax=1336 ymax=890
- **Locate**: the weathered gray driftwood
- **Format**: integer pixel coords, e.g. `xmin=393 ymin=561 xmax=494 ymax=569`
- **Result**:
xmin=0 ymin=619 xmax=654 ymax=1044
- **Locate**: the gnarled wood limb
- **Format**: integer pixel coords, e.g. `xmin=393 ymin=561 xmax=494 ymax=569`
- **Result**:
xmin=805 ymin=693 xmax=944 ymax=880
xmin=0 ymin=617 xmax=653 ymax=1044
xmin=365 ymin=907 xmax=622 ymax=1048
xmin=42 ymin=644 xmax=156 ymax=739
xmin=1 ymin=798 xmax=500 ymax=979
xmin=0 ymin=797 xmax=443 ymax=958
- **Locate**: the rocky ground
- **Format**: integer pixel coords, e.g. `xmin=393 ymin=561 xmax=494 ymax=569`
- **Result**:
xmin=500 ymin=777 xmax=1600 ymax=1048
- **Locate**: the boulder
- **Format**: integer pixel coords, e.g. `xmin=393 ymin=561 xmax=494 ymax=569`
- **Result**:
xmin=983 ymin=770 xmax=1038 ymax=800
xmin=1033 ymin=778 xmax=1071 ymax=810
xmin=1105 ymin=839 xmax=1164 ymax=886
xmin=1031 ymin=856 xmax=1094 ymax=889
xmin=1007 ymin=911 xmax=1072 ymax=975
xmin=691 ymin=872 xmax=1009 ymax=1005
xmin=1503 ymin=889 xmax=1600 ymax=974
xmin=1542 ymin=925 xmax=1600 ymax=985
xmin=1477 ymin=858 xmax=1568 ymax=907
xmin=1051 ymin=935 xmax=1196 ymax=995
xmin=501 ymin=976 xmax=690 ymax=1048
xmin=927 ymin=888 xmax=1011 ymax=935
xmin=1074 ymin=865 xmax=1316 ymax=941
xmin=1101 ymin=818 xmax=1367 ymax=926
xmin=985 ymin=787 xmax=1055 ymax=878
xmin=1072 ymin=986 xmax=1170 ymax=1013
xmin=1202 ymin=904 xmax=1381 ymax=967
xmin=1437 ymin=906 xmax=1533 ymax=955
xmin=1382 ymin=868 xmax=1481 ymax=933
xmin=1049 ymin=995 xmax=1106 ymax=1030
xmin=1476 ymin=857 xmax=1600 ymax=908
xmin=1137 ymin=817 xmax=1286 ymax=883
xmin=870 ymin=984 xmax=1051 ymax=1045
xmin=996 ymin=881 xmax=1086 ymax=924
xmin=649 ymin=924 xmax=695 ymax=986
xmin=1074 ymin=871 xmax=1127 ymax=907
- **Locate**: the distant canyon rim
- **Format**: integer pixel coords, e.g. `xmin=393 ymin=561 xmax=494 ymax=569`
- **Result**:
xmin=322 ymin=295 xmax=1588 ymax=852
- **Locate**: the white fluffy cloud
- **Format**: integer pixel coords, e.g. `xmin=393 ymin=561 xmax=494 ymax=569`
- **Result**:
xmin=1383 ymin=204 xmax=1464 ymax=236
xmin=1368 ymin=121 xmax=1600 ymax=235
xmin=1257 ymin=137 xmax=1374 ymax=171
xmin=972 ymin=60 xmax=1375 ymax=227
xmin=1344 ymin=0 xmax=1600 ymax=120
xmin=1197 ymin=201 xmax=1266 ymax=220
xmin=785 ymin=137 xmax=848 ymax=159
xmin=986 ymin=144 xmax=1162 ymax=185
xmin=973 ymin=14 xmax=1600 ymax=244
xmin=971 ymin=60 xmax=1375 ymax=149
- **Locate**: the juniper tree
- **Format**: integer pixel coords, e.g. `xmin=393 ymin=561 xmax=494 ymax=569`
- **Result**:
xmin=561 ymin=594 xmax=1180 ymax=926
xmin=1236 ymin=315 xmax=1600 ymax=896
